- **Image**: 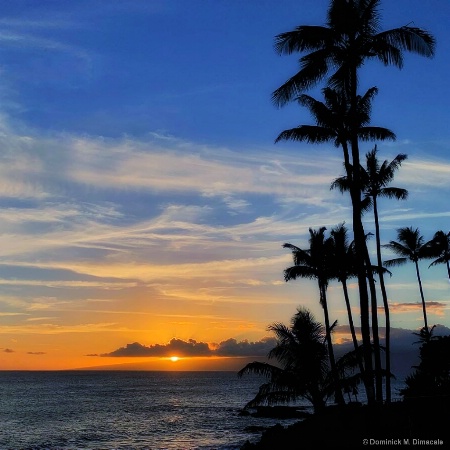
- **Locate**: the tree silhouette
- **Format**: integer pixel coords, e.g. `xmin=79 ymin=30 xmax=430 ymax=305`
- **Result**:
xmin=272 ymin=0 xmax=435 ymax=403
xmin=329 ymin=224 xmax=362 ymax=365
xmin=275 ymin=86 xmax=395 ymax=177
xmin=401 ymin=334 xmax=450 ymax=399
xmin=426 ymin=230 xmax=450 ymax=280
xmin=238 ymin=308 xmax=359 ymax=414
xmin=384 ymin=227 xmax=432 ymax=339
xmin=332 ymin=146 xmax=408 ymax=402
xmin=283 ymin=227 xmax=344 ymax=405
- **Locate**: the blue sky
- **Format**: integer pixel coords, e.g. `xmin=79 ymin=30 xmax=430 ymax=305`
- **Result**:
xmin=0 ymin=0 xmax=449 ymax=369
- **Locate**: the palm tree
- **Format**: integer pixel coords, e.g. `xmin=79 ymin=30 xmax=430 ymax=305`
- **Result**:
xmin=275 ymin=86 xmax=396 ymax=177
xmin=272 ymin=0 xmax=435 ymax=108
xmin=276 ymin=85 xmax=395 ymax=402
xmin=283 ymin=227 xmax=344 ymax=405
xmin=426 ymin=230 xmax=450 ymax=280
xmin=384 ymin=227 xmax=432 ymax=338
xmin=238 ymin=308 xmax=358 ymax=414
xmin=273 ymin=0 xmax=435 ymax=404
xmin=329 ymin=224 xmax=361 ymax=358
xmin=332 ymin=146 xmax=408 ymax=402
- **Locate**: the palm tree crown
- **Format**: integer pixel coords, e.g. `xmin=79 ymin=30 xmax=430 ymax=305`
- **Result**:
xmin=283 ymin=227 xmax=333 ymax=300
xmin=384 ymin=226 xmax=432 ymax=334
xmin=238 ymin=308 xmax=357 ymax=413
xmin=275 ymin=87 xmax=395 ymax=150
xmin=272 ymin=0 xmax=435 ymax=106
xmin=426 ymin=230 xmax=450 ymax=280
xmin=361 ymin=146 xmax=409 ymax=206
xmin=384 ymin=227 xmax=427 ymax=265
xmin=283 ymin=227 xmax=345 ymax=405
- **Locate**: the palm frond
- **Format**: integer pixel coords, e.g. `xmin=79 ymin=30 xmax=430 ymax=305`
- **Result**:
xmin=283 ymin=265 xmax=316 ymax=282
xmin=275 ymin=126 xmax=337 ymax=145
xmin=237 ymin=362 xmax=284 ymax=379
xmin=330 ymin=175 xmax=350 ymax=193
xmin=379 ymin=187 xmax=408 ymax=200
xmin=383 ymin=257 xmax=407 ymax=268
xmin=274 ymin=26 xmax=334 ymax=55
xmin=271 ymin=49 xmax=330 ymax=106
xmin=357 ymin=126 xmax=396 ymax=141
xmin=376 ymin=26 xmax=435 ymax=59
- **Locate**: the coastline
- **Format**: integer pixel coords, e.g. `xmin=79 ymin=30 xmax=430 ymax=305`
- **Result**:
xmin=240 ymin=397 xmax=450 ymax=449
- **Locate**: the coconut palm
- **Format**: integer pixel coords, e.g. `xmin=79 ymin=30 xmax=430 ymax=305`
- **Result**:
xmin=332 ymin=146 xmax=408 ymax=402
xmin=238 ymin=308 xmax=358 ymax=414
xmin=272 ymin=0 xmax=435 ymax=404
xmin=275 ymin=86 xmax=396 ymax=176
xmin=426 ymin=230 xmax=450 ymax=280
xmin=329 ymin=224 xmax=360 ymax=356
xmin=276 ymin=85 xmax=395 ymax=402
xmin=384 ymin=227 xmax=432 ymax=338
xmin=272 ymin=0 xmax=435 ymax=108
xmin=283 ymin=227 xmax=344 ymax=405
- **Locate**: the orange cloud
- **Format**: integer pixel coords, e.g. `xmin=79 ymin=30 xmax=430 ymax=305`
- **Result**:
xmin=382 ymin=301 xmax=447 ymax=317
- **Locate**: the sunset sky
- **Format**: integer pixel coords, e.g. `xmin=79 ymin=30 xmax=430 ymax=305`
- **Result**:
xmin=0 ymin=0 xmax=449 ymax=370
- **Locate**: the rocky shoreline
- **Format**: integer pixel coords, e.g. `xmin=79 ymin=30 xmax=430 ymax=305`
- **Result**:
xmin=240 ymin=397 xmax=450 ymax=449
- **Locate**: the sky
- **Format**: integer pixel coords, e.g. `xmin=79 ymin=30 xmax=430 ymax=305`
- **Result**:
xmin=0 ymin=0 xmax=449 ymax=371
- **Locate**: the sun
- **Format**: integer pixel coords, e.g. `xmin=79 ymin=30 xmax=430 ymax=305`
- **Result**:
xmin=170 ymin=356 xmax=179 ymax=362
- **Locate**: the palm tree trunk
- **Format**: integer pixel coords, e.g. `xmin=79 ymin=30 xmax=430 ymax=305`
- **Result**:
xmin=373 ymin=197 xmax=392 ymax=403
xmin=341 ymin=279 xmax=365 ymax=375
xmin=364 ymin=245 xmax=383 ymax=403
xmin=446 ymin=259 xmax=450 ymax=281
xmin=320 ymin=283 xmax=345 ymax=406
xmin=349 ymin=64 xmax=375 ymax=405
xmin=414 ymin=260 xmax=429 ymax=332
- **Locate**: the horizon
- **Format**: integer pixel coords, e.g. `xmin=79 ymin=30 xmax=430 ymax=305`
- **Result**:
xmin=0 ymin=0 xmax=449 ymax=371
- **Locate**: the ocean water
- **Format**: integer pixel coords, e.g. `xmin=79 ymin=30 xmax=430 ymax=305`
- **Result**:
xmin=0 ymin=371 xmax=306 ymax=450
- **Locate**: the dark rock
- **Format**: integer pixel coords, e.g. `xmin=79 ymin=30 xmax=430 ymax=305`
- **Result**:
xmin=250 ymin=405 xmax=311 ymax=419
xmin=240 ymin=400 xmax=450 ymax=449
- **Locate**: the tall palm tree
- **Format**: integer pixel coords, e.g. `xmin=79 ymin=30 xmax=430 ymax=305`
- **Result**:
xmin=238 ymin=308 xmax=360 ymax=414
xmin=272 ymin=0 xmax=435 ymax=108
xmin=384 ymin=227 xmax=431 ymax=337
xmin=273 ymin=0 xmax=435 ymax=404
xmin=332 ymin=146 xmax=408 ymax=402
xmin=329 ymin=224 xmax=361 ymax=358
xmin=427 ymin=230 xmax=450 ymax=280
xmin=283 ymin=227 xmax=345 ymax=405
xmin=276 ymin=85 xmax=395 ymax=402
xmin=275 ymin=86 xmax=396 ymax=177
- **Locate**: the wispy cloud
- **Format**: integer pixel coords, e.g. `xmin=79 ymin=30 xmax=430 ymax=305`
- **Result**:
xmin=0 ymin=121 xmax=448 ymax=341
xmin=387 ymin=301 xmax=448 ymax=316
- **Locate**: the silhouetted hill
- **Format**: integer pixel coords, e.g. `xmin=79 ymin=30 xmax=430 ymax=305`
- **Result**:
xmin=335 ymin=324 xmax=450 ymax=379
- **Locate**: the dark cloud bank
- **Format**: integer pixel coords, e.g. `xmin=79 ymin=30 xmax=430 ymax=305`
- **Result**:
xmin=98 ymin=337 xmax=277 ymax=358
xmin=93 ymin=325 xmax=450 ymax=378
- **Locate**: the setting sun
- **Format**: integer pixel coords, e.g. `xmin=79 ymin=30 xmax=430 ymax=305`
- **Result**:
xmin=170 ymin=356 xmax=180 ymax=362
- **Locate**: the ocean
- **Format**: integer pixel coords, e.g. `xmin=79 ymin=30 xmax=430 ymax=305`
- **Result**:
xmin=0 ymin=371 xmax=306 ymax=450
xmin=0 ymin=371 xmax=407 ymax=450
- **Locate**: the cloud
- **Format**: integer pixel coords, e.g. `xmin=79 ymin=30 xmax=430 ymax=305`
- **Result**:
xmin=27 ymin=351 xmax=46 ymax=355
xmin=398 ymin=158 xmax=450 ymax=189
xmin=387 ymin=301 xmax=447 ymax=316
xmin=213 ymin=337 xmax=277 ymax=357
xmin=0 ymin=322 xmax=123 ymax=335
xmin=3 ymin=348 xmax=14 ymax=353
xmin=101 ymin=336 xmax=277 ymax=358
xmin=97 ymin=324 xmax=450 ymax=360
xmin=0 ymin=120 xmax=448 ymax=340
